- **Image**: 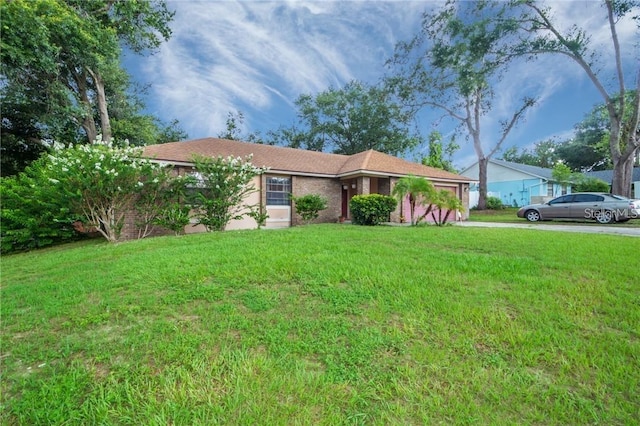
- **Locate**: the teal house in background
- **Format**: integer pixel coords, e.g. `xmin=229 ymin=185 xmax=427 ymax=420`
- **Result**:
xmin=460 ymin=159 xmax=570 ymax=208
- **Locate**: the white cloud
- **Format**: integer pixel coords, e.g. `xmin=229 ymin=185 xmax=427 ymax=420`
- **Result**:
xmin=139 ymin=0 xmax=427 ymax=137
xmin=130 ymin=0 xmax=638 ymax=164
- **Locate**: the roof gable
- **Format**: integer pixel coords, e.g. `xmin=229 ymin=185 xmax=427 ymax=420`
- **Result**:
xmin=143 ymin=138 xmax=471 ymax=182
xmin=488 ymin=159 xmax=554 ymax=179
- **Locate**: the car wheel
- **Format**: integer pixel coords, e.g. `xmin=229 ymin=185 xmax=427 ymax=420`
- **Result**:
xmin=595 ymin=209 xmax=614 ymax=224
xmin=525 ymin=210 xmax=541 ymax=222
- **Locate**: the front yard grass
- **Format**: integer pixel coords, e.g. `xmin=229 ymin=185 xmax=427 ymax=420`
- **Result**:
xmin=2 ymin=225 xmax=639 ymax=424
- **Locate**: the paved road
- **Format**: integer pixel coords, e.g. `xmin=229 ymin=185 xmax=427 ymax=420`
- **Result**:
xmin=456 ymin=221 xmax=640 ymax=237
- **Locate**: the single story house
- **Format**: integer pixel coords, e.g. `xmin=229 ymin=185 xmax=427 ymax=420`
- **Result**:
xmin=138 ymin=138 xmax=472 ymax=234
xmin=584 ymin=167 xmax=640 ymax=199
xmin=459 ymin=159 xmax=570 ymax=207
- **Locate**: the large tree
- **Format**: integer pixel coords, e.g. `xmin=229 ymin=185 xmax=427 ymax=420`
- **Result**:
xmin=269 ymin=80 xmax=420 ymax=156
xmin=388 ymin=1 xmax=535 ymax=209
xmin=1 ymin=0 xmax=179 ymax=175
xmin=507 ymin=0 xmax=640 ymax=197
xmin=500 ymin=139 xmax=561 ymax=169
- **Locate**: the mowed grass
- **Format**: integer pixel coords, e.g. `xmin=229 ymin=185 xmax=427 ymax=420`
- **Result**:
xmin=1 ymin=224 xmax=639 ymax=425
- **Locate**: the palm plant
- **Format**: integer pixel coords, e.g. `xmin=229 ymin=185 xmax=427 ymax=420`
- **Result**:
xmin=430 ymin=189 xmax=465 ymax=226
xmin=391 ymin=175 xmax=436 ymax=225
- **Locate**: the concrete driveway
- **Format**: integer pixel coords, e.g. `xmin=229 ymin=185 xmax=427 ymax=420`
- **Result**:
xmin=457 ymin=221 xmax=640 ymax=237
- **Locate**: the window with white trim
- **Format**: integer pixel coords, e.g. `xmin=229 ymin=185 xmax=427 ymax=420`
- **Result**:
xmin=266 ymin=177 xmax=291 ymax=206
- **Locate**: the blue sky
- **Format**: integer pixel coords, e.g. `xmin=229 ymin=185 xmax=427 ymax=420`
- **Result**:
xmin=124 ymin=0 xmax=639 ymax=170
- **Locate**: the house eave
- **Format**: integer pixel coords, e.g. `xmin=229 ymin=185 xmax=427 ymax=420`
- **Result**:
xmin=149 ymin=159 xmax=473 ymax=183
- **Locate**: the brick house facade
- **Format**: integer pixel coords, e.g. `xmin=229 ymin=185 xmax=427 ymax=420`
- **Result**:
xmin=132 ymin=138 xmax=473 ymax=236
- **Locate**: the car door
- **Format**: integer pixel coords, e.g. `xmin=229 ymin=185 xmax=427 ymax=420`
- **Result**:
xmin=541 ymin=195 xmax=574 ymax=219
xmin=569 ymin=194 xmax=604 ymax=219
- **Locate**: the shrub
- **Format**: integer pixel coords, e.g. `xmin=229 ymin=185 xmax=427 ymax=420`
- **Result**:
xmin=485 ymin=196 xmax=505 ymax=210
xmin=1 ymin=160 xmax=80 ymax=253
xmin=573 ymin=176 xmax=610 ymax=192
xmin=247 ymin=205 xmax=269 ymax=229
xmin=292 ymin=194 xmax=328 ymax=224
xmin=350 ymin=194 xmax=397 ymax=226
xmin=153 ymin=203 xmax=192 ymax=235
xmin=136 ymin=174 xmax=196 ymax=238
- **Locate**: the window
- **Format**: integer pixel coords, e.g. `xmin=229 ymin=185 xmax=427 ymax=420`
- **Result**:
xmin=266 ymin=177 xmax=291 ymax=206
xmin=185 ymin=171 xmax=208 ymax=206
xmin=572 ymin=194 xmax=603 ymax=203
xmin=547 ymin=183 xmax=554 ymax=196
xmin=549 ymin=195 xmax=572 ymax=205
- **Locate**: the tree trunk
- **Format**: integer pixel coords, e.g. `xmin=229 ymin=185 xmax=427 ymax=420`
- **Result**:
xmin=477 ymin=157 xmax=488 ymax=210
xmin=611 ymin=153 xmax=634 ymax=197
xmin=88 ymin=67 xmax=112 ymax=144
xmin=72 ymin=68 xmax=98 ymax=143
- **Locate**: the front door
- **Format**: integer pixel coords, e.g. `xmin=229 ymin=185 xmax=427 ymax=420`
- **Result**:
xmin=342 ymin=187 xmax=349 ymax=218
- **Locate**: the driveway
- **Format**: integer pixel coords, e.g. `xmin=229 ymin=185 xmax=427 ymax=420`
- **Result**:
xmin=457 ymin=221 xmax=640 ymax=237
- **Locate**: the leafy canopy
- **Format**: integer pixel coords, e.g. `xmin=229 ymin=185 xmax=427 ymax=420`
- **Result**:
xmin=268 ymin=80 xmax=419 ymax=156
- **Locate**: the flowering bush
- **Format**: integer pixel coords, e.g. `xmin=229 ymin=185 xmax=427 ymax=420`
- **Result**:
xmin=45 ymin=140 xmax=169 ymax=242
xmin=191 ymin=155 xmax=268 ymax=231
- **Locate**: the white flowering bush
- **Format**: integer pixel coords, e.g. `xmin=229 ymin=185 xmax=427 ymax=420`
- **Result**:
xmin=46 ymin=140 xmax=168 ymax=242
xmin=191 ymin=154 xmax=268 ymax=232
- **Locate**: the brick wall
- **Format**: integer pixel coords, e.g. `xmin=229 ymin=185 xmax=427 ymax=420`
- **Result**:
xmin=291 ymin=176 xmax=342 ymax=225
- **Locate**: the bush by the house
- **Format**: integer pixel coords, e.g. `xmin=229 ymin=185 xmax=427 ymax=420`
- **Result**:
xmin=136 ymin=174 xmax=196 ymax=238
xmin=191 ymin=154 xmax=268 ymax=232
xmin=350 ymin=194 xmax=397 ymax=226
xmin=247 ymin=205 xmax=269 ymax=229
xmin=152 ymin=203 xmax=192 ymax=236
xmin=573 ymin=176 xmax=610 ymax=192
xmin=1 ymin=159 xmax=80 ymax=253
xmin=292 ymin=194 xmax=328 ymax=224
xmin=485 ymin=196 xmax=505 ymax=210
xmin=1 ymin=140 xmax=191 ymax=250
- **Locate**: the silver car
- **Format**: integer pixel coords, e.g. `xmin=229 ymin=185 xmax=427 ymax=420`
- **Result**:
xmin=517 ymin=192 xmax=640 ymax=224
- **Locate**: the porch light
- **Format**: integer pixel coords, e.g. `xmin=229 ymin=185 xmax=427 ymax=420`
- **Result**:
xmin=342 ymin=184 xmax=348 ymax=190
xmin=351 ymin=183 xmax=356 ymax=189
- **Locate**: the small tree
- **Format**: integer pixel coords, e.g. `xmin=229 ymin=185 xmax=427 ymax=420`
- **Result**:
xmin=292 ymin=194 xmax=328 ymax=224
xmin=551 ymin=163 xmax=573 ymax=196
xmin=44 ymin=140 xmax=167 ymax=242
xmin=191 ymin=154 xmax=268 ymax=232
xmin=430 ymin=190 xmax=464 ymax=226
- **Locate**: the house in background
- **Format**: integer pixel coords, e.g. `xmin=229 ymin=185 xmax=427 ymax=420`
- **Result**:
xmin=459 ymin=159 xmax=570 ymax=208
xmin=585 ymin=167 xmax=640 ymax=199
xmin=139 ymin=138 xmax=472 ymax=236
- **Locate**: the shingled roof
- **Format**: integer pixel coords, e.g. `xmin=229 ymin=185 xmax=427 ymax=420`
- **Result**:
xmin=143 ymin=138 xmax=471 ymax=182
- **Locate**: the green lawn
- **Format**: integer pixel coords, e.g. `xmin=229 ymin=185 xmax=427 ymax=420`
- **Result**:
xmin=2 ymin=225 xmax=639 ymax=425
